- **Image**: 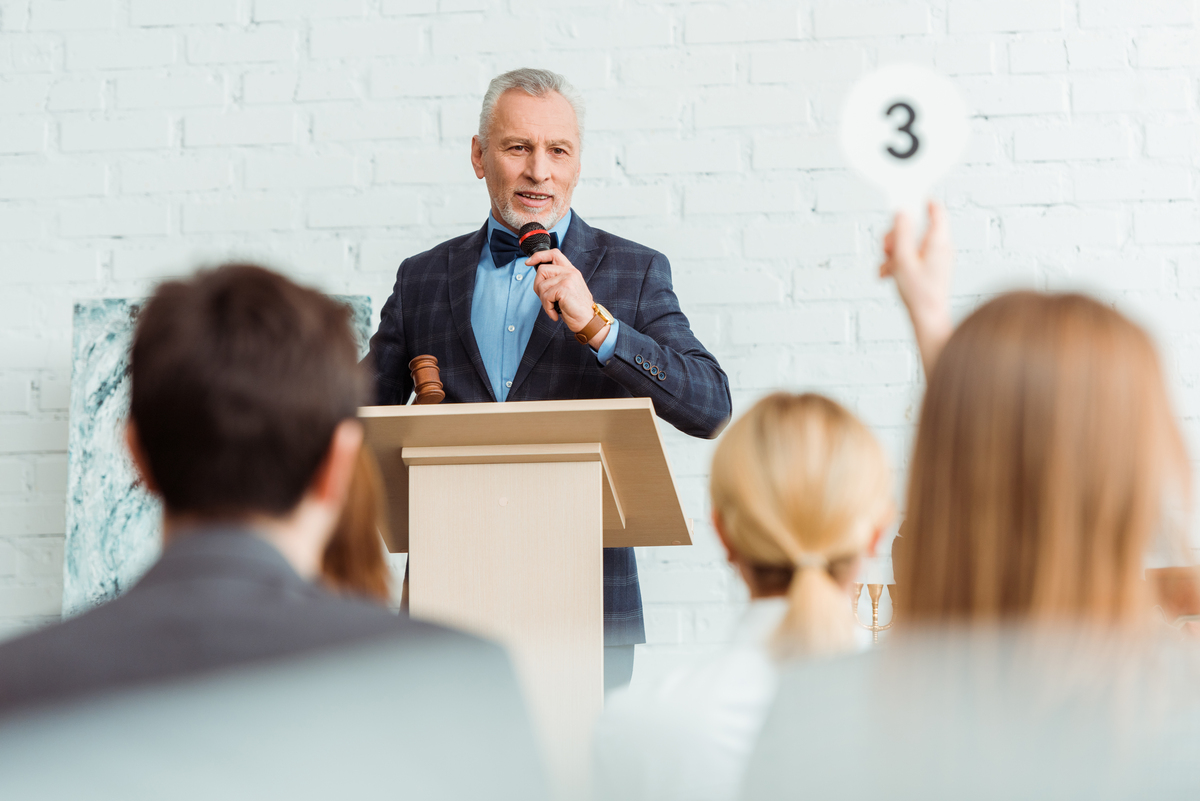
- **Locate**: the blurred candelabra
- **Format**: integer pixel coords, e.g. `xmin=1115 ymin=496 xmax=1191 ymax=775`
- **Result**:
xmin=852 ymin=583 xmax=895 ymax=644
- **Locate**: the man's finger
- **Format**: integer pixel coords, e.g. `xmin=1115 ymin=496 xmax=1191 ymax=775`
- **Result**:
xmin=541 ymin=294 xmax=559 ymax=321
xmin=524 ymin=248 xmax=571 ymax=268
xmin=524 ymin=250 xmax=557 ymax=267
xmin=534 ymin=267 xmax=562 ymax=289
xmin=537 ymin=277 xmax=571 ymax=307
xmin=535 ymin=270 xmax=571 ymax=301
xmin=534 ymin=266 xmax=569 ymax=290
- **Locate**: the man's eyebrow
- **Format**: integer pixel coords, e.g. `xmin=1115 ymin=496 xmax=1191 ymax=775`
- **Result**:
xmin=496 ymin=136 xmax=575 ymax=150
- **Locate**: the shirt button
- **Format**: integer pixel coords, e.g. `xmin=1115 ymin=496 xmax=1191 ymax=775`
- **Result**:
xmin=508 ymin=325 xmax=515 ymax=332
xmin=506 ymin=381 xmax=512 ymax=388
xmin=515 ymin=274 xmax=523 ymax=281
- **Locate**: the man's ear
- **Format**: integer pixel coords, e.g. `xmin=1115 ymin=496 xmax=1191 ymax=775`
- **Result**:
xmin=124 ymin=421 xmax=160 ymax=495
xmin=308 ymin=420 xmax=364 ymax=510
xmin=711 ymin=509 xmax=737 ymax=565
xmin=471 ymin=135 xmax=486 ymax=179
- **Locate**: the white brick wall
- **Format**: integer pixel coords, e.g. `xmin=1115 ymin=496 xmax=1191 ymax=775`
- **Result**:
xmin=1 ymin=2 xmax=1198 ymax=675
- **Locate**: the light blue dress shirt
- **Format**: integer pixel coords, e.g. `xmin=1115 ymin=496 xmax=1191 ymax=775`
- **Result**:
xmin=471 ymin=211 xmax=620 ymax=401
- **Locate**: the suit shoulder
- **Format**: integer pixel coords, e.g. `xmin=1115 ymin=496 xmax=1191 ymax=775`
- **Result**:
xmin=586 ymin=226 xmax=667 ymax=263
xmin=315 ymin=593 xmax=502 ymax=652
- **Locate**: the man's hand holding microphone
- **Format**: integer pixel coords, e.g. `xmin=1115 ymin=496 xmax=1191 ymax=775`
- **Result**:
xmin=518 ymin=222 xmax=611 ymax=351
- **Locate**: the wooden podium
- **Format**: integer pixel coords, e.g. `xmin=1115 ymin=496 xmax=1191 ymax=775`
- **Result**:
xmin=359 ymin=397 xmax=692 ymax=791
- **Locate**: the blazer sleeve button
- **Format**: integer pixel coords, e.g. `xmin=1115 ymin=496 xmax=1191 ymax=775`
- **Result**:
xmin=635 ymin=355 xmax=643 ymax=365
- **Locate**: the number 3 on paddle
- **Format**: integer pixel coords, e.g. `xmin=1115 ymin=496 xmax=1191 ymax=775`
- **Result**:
xmin=839 ymin=65 xmax=968 ymax=209
xmin=885 ymin=101 xmax=919 ymax=160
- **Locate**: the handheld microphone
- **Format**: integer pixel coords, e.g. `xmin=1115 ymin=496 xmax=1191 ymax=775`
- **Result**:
xmin=518 ymin=221 xmax=560 ymax=315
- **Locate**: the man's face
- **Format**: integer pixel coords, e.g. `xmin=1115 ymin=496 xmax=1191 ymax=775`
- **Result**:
xmin=471 ymin=89 xmax=581 ymax=233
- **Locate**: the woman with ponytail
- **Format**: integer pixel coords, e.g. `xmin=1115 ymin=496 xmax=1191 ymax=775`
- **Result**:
xmin=740 ymin=205 xmax=1200 ymax=800
xmin=594 ymin=391 xmax=894 ymax=801
xmin=710 ymin=392 xmax=893 ymax=661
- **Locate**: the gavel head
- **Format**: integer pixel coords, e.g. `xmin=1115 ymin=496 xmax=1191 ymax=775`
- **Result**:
xmin=408 ymin=355 xmax=445 ymax=405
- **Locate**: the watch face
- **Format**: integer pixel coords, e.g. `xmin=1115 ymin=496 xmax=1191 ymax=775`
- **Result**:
xmin=594 ymin=303 xmax=615 ymax=324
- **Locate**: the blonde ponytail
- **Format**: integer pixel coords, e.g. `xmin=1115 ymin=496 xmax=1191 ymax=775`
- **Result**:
xmin=710 ymin=393 xmax=892 ymax=660
xmin=773 ymin=559 xmax=858 ymax=659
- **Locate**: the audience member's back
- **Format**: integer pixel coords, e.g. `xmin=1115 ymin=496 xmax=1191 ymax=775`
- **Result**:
xmin=742 ymin=224 xmax=1200 ymax=800
xmin=743 ymin=624 xmax=1200 ymax=800
xmin=0 ymin=265 xmax=535 ymax=749
xmin=596 ymin=393 xmax=893 ymax=801
xmin=0 ymin=634 xmax=547 ymax=801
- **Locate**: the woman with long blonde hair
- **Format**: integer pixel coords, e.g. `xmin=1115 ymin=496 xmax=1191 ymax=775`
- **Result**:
xmin=741 ymin=205 xmax=1200 ymax=800
xmin=896 ymin=291 xmax=1192 ymax=627
xmin=876 ymin=203 xmax=1194 ymax=626
xmin=709 ymin=392 xmax=894 ymax=658
xmin=594 ymin=391 xmax=893 ymax=801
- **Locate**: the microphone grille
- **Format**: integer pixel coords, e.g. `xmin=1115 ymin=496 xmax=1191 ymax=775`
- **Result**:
xmin=518 ymin=221 xmax=553 ymax=256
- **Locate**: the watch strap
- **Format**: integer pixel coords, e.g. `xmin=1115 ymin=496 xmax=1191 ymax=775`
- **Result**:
xmin=574 ymin=310 xmax=609 ymax=344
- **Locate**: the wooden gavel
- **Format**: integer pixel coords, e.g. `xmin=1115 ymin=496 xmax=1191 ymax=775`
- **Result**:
xmin=408 ymin=355 xmax=445 ymax=405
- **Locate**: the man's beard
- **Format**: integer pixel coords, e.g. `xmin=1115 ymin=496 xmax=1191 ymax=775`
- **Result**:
xmin=494 ymin=188 xmax=569 ymax=233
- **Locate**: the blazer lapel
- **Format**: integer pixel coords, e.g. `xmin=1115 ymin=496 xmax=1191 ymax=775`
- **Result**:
xmin=448 ymin=222 xmax=496 ymax=401
xmin=509 ymin=214 xmax=608 ymax=396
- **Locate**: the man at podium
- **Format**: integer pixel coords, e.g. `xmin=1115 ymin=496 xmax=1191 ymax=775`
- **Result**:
xmin=367 ymin=68 xmax=731 ymax=689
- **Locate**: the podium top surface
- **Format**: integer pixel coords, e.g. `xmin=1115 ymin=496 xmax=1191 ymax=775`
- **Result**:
xmin=359 ymin=398 xmax=691 ymax=551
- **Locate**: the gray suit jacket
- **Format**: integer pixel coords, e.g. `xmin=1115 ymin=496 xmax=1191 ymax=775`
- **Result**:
xmin=0 ymin=528 xmax=513 ymax=717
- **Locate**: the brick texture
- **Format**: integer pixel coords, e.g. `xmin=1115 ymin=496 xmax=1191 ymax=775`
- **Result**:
xmin=0 ymin=4 xmax=1198 ymax=676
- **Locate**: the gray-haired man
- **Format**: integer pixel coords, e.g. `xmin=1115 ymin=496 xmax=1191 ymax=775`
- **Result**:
xmin=367 ymin=68 xmax=732 ymax=690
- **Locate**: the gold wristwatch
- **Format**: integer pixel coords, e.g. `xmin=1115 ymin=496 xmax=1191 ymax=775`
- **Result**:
xmin=575 ymin=302 xmax=615 ymax=344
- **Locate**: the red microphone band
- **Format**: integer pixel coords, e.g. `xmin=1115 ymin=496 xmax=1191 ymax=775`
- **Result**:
xmin=518 ymin=228 xmax=550 ymax=244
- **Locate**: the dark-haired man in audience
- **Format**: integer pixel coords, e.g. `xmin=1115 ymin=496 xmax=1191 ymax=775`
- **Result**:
xmin=0 ymin=265 xmax=538 ymax=758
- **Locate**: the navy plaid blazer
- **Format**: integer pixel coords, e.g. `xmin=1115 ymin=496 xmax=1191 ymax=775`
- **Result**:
xmin=367 ymin=214 xmax=732 ymax=646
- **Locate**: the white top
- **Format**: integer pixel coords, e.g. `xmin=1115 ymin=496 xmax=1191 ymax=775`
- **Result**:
xmin=592 ymin=598 xmax=789 ymax=801
xmin=739 ymin=627 xmax=1200 ymax=800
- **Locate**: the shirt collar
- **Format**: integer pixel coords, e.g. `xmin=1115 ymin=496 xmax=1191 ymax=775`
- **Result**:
xmin=486 ymin=209 xmax=573 ymax=246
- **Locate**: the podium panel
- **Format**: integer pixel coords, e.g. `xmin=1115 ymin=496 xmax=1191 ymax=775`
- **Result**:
xmin=359 ymin=398 xmax=695 ymax=796
xmin=408 ymin=458 xmax=603 ymax=793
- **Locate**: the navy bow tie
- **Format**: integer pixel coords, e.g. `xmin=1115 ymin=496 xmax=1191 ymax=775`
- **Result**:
xmin=489 ymin=227 xmax=558 ymax=267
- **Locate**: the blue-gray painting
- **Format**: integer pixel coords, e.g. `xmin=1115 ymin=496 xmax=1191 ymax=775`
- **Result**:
xmin=62 ymin=295 xmax=374 ymax=617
